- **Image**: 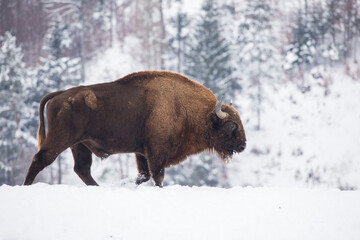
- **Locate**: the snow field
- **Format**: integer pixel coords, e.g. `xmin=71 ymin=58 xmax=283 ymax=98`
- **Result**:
xmin=1 ymin=184 xmax=360 ymax=240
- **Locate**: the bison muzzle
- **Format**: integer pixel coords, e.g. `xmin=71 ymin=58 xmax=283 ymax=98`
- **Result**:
xmin=24 ymin=71 xmax=246 ymax=187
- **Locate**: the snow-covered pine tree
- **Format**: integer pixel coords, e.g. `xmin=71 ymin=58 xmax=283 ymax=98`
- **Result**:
xmin=334 ymin=0 xmax=359 ymax=59
xmin=0 ymin=32 xmax=27 ymax=185
xmin=184 ymin=0 xmax=234 ymax=96
xmin=286 ymin=8 xmax=317 ymax=69
xmin=285 ymin=0 xmax=342 ymax=91
xmin=309 ymin=0 xmax=360 ymax=66
xmin=38 ymin=17 xmax=81 ymax=91
xmin=42 ymin=0 xmax=87 ymax=82
xmin=309 ymin=2 xmax=336 ymax=66
xmin=238 ymin=0 xmax=281 ymax=130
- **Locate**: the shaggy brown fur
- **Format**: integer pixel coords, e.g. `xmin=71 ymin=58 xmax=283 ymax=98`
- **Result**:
xmin=24 ymin=71 xmax=246 ymax=187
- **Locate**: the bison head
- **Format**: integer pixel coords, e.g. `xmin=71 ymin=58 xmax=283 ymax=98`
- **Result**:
xmin=210 ymin=97 xmax=247 ymax=160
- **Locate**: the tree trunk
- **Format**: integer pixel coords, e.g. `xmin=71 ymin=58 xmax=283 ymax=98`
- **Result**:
xmin=176 ymin=13 xmax=182 ymax=73
xmin=256 ymin=61 xmax=262 ymax=131
xmin=110 ymin=0 xmax=117 ymax=47
xmin=79 ymin=0 xmax=86 ymax=82
xmin=257 ymin=77 xmax=261 ymax=131
xmin=57 ymin=155 xmax=62 ymax=184
xmin=158 ymin=0 xmax=166 ymax=69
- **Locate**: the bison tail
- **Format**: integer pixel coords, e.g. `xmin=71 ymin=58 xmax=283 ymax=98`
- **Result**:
xmin=37 ymin=91 xmax=64 ymax=151
xmin=37 ymin=123 xmax=45 ymax=151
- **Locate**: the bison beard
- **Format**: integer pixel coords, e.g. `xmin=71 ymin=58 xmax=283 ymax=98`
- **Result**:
xmin=24 ymin=71 xmax=246 ymax=187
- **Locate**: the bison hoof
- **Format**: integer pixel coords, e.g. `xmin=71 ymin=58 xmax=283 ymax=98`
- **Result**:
xmin=135 ymin=173 xmax=150 ymax=185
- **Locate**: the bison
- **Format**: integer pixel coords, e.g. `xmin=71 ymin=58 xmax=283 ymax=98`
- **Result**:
xmin=24 ymin=71 xmax=246 ymax=187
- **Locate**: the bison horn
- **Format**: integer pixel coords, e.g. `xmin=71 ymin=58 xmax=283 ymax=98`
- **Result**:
xmin=216 ymin=96 xmax=229 ymax=119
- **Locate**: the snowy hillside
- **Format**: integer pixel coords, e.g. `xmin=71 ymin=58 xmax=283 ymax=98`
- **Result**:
xmin=230 ymin=66 xmax=360 ymax=189
xmin=1 ymin=184 xmax=360 ymax=240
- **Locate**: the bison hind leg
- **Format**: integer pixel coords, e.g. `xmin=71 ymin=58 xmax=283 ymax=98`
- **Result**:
xmin=71 ymin=143 xmax=98 ymax=186
xmin=24 ymin=149 xmax=58 ymax=185
xmin=135 ymin=154 xmax=151 ymax=185
xmin=24 ymin=132 xmax=77 ymax=185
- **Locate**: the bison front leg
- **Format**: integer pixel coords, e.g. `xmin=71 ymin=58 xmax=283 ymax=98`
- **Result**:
xmin=147 ymin=158 xmax=166 ymax=187
xmin=152 ymin=167 xmax=165 ymax=187
xmin=135 ymin=154 xmax=150 ymax=185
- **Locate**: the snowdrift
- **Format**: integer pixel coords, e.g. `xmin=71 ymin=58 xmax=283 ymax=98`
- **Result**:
xmin=1 ymin=184 xmax=360 ymax=240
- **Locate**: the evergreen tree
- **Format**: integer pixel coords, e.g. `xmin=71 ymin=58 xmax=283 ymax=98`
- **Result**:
xmin=286 ymin=9 xmax=317 ymax=69
xmin=0 ymin=32 xmax=27 ymax=184
xmin=338 ymin=0 xmax=359 ymax=59
xmin=38 ymin=17 xmax=81 ymax=91
xmin=184 ymin=0 xmax=234 ymax=96
xmin=309 ymin=2 xmax=336 ymax=66
xmin=42 ymin=0 xmax=87 ymax=82
xmin=238 ymin=0 xmax=281 ymax=130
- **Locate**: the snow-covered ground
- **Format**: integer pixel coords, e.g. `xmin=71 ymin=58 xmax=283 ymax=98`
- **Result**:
xmin=1 ymin=184 xmax=360 ymax=240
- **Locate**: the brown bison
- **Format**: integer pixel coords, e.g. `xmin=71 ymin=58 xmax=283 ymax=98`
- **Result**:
xmin=24 ymin=71 xmax=246 ymax=187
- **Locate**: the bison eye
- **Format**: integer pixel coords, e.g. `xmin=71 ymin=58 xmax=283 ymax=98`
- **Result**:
xmin=225 ymin=122 xmax=237 ymax=136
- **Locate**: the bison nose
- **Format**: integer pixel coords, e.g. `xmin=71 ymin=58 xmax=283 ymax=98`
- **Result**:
xmin=238 ymin=141 xmax=246 ymax=152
